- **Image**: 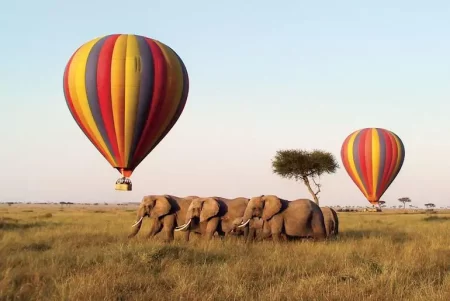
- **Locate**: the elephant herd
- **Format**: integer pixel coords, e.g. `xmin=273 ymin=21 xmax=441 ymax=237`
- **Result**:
xmin=128 ymin=195 xmax=339 ymax=243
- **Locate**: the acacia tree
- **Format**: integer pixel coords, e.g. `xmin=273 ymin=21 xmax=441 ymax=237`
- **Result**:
xmin=398 ymin=197 xmax=411 ymax=209
xmin=271 ymin=149 xmax=339 ymax=205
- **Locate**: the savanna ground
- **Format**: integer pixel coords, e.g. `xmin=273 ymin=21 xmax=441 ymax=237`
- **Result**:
xmin=1 ymin=204 xmax=449 ymax=301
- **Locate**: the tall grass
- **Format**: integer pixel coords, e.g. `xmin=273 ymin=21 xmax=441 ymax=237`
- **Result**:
xmin=1 ymin=205 xmax=449 ymax=301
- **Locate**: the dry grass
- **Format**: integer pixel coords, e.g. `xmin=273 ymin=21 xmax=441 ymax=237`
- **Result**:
xmin=1 ymin=205 xmax=449 ymax=301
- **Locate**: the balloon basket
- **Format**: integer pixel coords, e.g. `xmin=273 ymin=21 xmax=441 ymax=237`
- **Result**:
xmin=115 ymin=177 xmax=132 ymax=191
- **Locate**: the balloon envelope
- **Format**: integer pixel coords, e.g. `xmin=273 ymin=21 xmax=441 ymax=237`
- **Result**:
xmin=63 ymin=34 xmax=189 ymax=180
xmin=340 ymin=128 xmax=405 ymax=205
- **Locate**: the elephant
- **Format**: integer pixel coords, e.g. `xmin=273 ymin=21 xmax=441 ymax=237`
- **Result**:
xmin=128 ymin=195 xmax=198 ymax=242
xmin=236 ymin=195 xmax=327 ymax=242
xmin=174 ymin=196 xmax=249 ymax=240
xmin=321 ymin=207 xmax=339 ymax=237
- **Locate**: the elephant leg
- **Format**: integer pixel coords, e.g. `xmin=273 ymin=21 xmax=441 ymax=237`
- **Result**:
xmin=162 ymin=215 xmax=175 ymax=242
xmin=242 ymin=225 xmax=249 ymax=240
xmin=270 ymin=223 xmax=283 ymax=242
xmin=147 ymin=218 xmax=163 ymax=238
xmin=270 ymin=218 xmax=283 ymax=243
xmin=216 ymin=230 xmax=226 ymax=240
xmin=245 ymin=227 xmax=255 ymax=242
xmin=257 ymin=221 xmax=272 ymax=241
xmin=182 ymin=229 xmax=191 ymax=242
xmin=215 ymin=222 xmax=226 ymax=239
xmin=205 ymin=217 xmax=219 ymax=240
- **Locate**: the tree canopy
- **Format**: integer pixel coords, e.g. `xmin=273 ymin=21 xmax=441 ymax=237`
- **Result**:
xmin=398 ymin=197 xmax=411 ymax=209
xmin=272 ymin=149 xmax=339 ymax=205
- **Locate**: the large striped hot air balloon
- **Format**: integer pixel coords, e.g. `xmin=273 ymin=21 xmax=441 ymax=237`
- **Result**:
xmin=340 ymin=128 xmax=405 ymax=205
xmin=63 ymin=34 xmax=189 ymax=191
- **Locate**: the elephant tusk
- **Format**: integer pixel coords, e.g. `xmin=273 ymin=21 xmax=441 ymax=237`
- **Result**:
xmin=174 ymin=219 xmax=191 ymax=231
xmin=237 ymin=219 xmax=250 ymax=228
xmin=131 ymin=216 xmax=144 ymax=228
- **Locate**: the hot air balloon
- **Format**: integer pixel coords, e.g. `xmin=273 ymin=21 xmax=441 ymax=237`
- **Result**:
xmin=63 ymin=34 xmax=189 ymax=191
xmin=340 ymin=128 xmax=405 ymax=206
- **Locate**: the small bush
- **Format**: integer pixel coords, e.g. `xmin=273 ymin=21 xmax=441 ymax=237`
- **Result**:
xmin=38 ymin=213 xmax=53 ymax=219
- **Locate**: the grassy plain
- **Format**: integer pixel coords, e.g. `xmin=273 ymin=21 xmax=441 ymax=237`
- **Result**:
xmin=1 ymin=204 xmax=449 ymax=301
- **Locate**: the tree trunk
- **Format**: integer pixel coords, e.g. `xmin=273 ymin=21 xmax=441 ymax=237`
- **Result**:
xmin=403 ymin=202 xmax=406 ymax=209
xmin=303 ymin=177 xmax=319 ymax=205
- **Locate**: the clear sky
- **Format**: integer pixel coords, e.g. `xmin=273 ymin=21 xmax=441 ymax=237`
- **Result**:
xmin=1 ymin=0 xmax=449 ymax=208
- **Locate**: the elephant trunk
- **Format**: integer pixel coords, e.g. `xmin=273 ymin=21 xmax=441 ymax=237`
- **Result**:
xmin=131 ymin=216 xmax=144 ymax=227
xmin=128 ymin=216 xmax=144 ymax=238
xmin=128 ymin=206 xmax=146 ymax=238
xmin=238 ymin=207 xmax=253 ymax=228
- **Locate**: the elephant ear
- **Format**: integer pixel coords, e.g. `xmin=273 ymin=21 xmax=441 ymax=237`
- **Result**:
xmin=262 ymin=195 xmax=282 ymax=221
xmin=139 ymin=196 xmax=152 ymax=214
xmin=200 ymin=198 xmax=220 ymax=222
xmin=150 ymin=196 xmax=171 ymax=218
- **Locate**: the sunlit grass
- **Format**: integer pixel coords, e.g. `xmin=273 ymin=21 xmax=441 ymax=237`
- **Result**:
xmin=1 ymin=205 xmax=449 ymax=300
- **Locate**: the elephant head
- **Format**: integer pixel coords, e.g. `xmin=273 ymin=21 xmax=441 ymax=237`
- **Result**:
xmin=128 ymin=195 xmax=173 ymax=238
xmin=238 ymin=195 xmax=282 ymax=228
xmin=174 ymin=197 xmax=220 ymax=232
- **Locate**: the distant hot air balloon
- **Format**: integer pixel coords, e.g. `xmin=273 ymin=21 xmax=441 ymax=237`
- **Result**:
xmin=340 ymin=128 xmax=405 ymax=206
xmin=63 ymin=34 xmax=189 ymax=191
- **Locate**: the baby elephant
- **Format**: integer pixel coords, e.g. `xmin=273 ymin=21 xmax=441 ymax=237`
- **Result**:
xmin=320 ymin=207 xmax=339 ymax=238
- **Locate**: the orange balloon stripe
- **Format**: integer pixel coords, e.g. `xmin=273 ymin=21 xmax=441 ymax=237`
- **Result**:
xmin=365 ymin=129 xmax=380 ymax=197
xmin=110 ymin=35 xmax=127 ymax=167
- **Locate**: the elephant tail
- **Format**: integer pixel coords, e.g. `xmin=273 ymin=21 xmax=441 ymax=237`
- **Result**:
xmin=332 ymin=210 xmax=339 ymax=235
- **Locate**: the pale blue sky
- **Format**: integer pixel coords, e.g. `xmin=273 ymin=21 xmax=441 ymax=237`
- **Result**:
xmin=1 ymin=0 xmax=449 ymax=208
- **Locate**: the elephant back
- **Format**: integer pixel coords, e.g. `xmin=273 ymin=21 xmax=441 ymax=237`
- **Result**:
xmin=173 ymin=196 xmax=197 ymax=226
xmin=219 ymin=197 xmax=249 ymax=218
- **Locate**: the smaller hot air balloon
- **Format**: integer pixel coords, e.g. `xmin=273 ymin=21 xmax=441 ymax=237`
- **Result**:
xmin=340 ymin=128 xmax=405 ymax=206
xmin=63 ymin=34 xmax=189 ymax=191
